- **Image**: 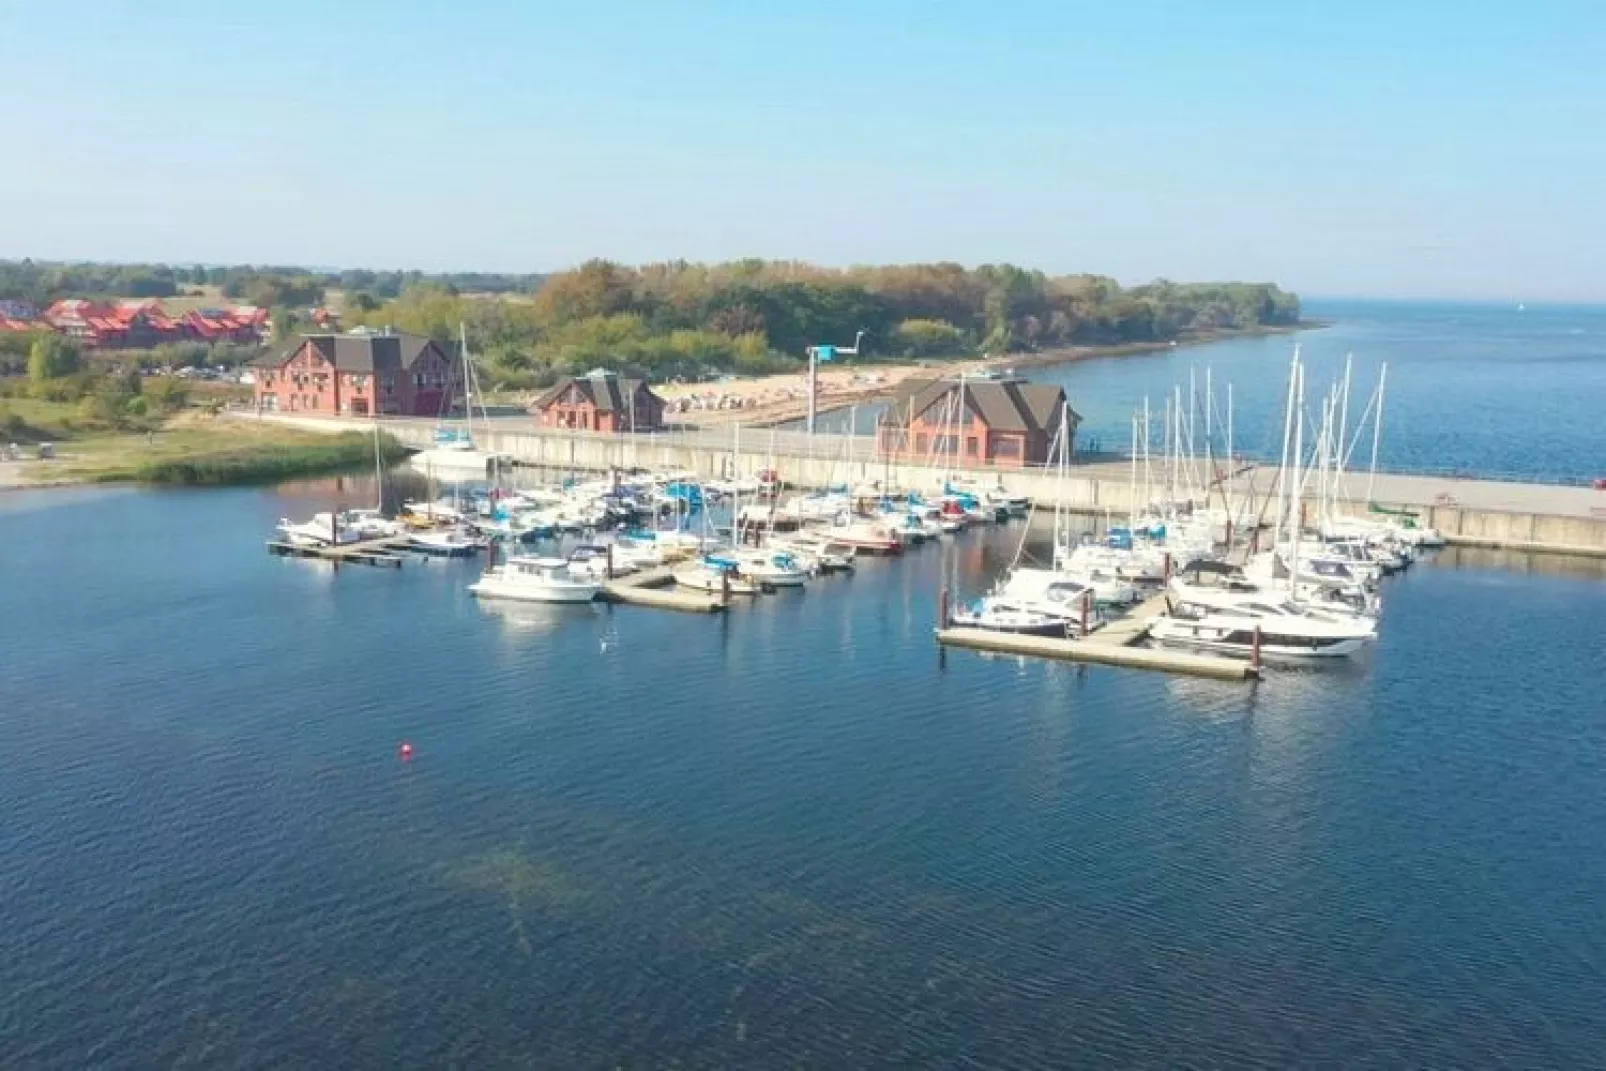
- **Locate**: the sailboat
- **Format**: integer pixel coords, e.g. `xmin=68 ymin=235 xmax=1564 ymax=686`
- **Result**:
xmin=408 ymin=323 xmax=511 ymax=479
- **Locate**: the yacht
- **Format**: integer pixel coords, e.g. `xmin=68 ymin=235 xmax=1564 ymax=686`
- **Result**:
xmin=277 ymin=512 xmax=361 ymax=547
xmin=1149 ymin=602 xmax=1375 ymax=662
xmin=408 ymin=526 xmax=486 ymax=557
xmin=829 ymin=518 xmax=904 ymax=555
xmin=469 ymin=556 xmax=601 ymax=603
xmin=734 ymin=549 xmax=809 ymax=587
xmin=950 ymin=597 xmax=1078 ymax=637
xmin=673 ymin=556 xmax=761 ymax=596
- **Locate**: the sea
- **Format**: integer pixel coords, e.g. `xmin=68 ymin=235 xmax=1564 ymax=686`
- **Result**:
xmin=814 ymin=299 xmax=1606 ymax=486
xmin=2 ymin=300 xmax=1605 ymax=1069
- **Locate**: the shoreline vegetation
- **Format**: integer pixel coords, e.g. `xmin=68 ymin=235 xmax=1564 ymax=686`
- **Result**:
xmin=0 ymin=398 xmax=406 ymax=490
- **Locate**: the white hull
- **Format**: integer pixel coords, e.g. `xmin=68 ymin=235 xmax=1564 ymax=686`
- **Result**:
xmin=469 ymin=578 xmax=601 ymax=603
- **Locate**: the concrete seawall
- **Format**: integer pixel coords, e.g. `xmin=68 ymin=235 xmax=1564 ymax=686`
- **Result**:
xmin=246 ymin=413 xmax=1606 ymax=559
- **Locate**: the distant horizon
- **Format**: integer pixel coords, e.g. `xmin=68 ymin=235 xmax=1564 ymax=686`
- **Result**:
xmin=4 ymin=252 xmax=1602 ymax=309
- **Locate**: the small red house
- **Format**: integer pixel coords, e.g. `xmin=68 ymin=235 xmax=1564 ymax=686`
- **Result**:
xmin=251 ymin=331 xmax=457 ymax=417
xmin=877 ymin=374 xmax=1077 ymax=467
xmin=530 ymin=371 xmax=666 ymax=432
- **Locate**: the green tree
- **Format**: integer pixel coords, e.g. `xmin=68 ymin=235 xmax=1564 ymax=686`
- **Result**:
xmin=28 ymin=333 xmax=82 ymax=388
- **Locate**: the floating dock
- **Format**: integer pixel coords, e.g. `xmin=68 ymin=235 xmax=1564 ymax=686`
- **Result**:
xmin=266 ymin=536 xmax=411 ymax=568
xmin=936 ymin=626 xmax=1256 ymax=681
xmin=600 ymin=565 xmax=726 ymax=614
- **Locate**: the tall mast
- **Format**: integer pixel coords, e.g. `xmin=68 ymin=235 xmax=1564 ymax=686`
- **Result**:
xmin=1366 ymin=362 xmax=1388 ymax=503
xmin=1273 ymin=346 xmax=1300 ymax=548
xmin=1287 ymin=359 xmax=1305 ymax=598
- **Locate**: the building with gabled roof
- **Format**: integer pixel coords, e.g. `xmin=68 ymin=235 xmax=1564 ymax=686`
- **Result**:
xmin=529 ymin=369 xmax=667 ymax=432
xmin=249 ymin=331 xmax=458 ymax=416
xmin=876 ymin=373 xmax=1077 ymax=467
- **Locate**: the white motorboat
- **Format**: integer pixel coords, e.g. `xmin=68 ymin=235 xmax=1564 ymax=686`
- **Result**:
xmin=409 ymin=527 xmax=486 ymax=557
xmin=950 ymin=597 xmax=1077 ymax=637
xmin=673 ymin=558 xmax=761 ymax=596
xmin=734 ymin=549 xmax=809 ymax=587
xmin=771 ymin=533 xmax=855 ymax=573
xmin=340 ymin=508 xmax=404 ymax=540
xmin=277 ymin=512 xmax=361 ymax=547
xmin=1149 ymin=603 xmax=1374 ymax=662
xmin=1057 ymin=562 xmax=1139 ymax=607
xmin=469 ymin=556 xmax=601 ymax=603
xmin=994 ymin=568 xmax=1104 ymax=626
xmin=829 ymin=518 xmax=904 ymax=555
xmin=567 ymin=544 xmax=635 ymax=580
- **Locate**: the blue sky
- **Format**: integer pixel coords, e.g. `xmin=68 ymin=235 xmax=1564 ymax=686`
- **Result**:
xmin=2 ymin=0 xmax=1603 ymax=300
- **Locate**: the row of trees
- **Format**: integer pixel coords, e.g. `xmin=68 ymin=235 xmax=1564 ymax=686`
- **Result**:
xmin=0 ymin=334 xmax=190 ymax=432
xmin=0 ymin=259 xmax=548 ymax=309
xmin=344 ymin=259 xmax=1301 ymax=388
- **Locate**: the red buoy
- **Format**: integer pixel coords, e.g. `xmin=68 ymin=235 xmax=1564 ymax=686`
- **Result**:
xmin=399 ymin=742 xmax=414 ymax=762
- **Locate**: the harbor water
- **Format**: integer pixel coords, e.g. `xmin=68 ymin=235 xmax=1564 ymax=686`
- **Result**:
xmin=811 ymin=299 xmax=1606 ymax=486
xmin=3 ymin=482 xmax=1605 ymax=1068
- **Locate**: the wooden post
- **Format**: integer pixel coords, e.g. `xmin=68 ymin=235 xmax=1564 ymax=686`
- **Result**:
xmin=1251 ymin=625 xmax=1263 ymax=676
xmin=606 ymin=543 xmax=614 ymax=580
xmin=1163 ymin=552 xmax=1173 ymax=584
xmin=721 ymin=568 xmax=731 ymax=607
xmin=1080 ymin=589 xmax=1091 ymax=637
xmin=1225 ymin=518 xmax=1234 ymax=550
xmin=938 ymin=586 xmax=950 ymax=629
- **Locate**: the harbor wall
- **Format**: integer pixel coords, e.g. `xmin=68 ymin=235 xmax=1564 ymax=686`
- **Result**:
xmin=248 ymin=414 xmax=1606 ymax=559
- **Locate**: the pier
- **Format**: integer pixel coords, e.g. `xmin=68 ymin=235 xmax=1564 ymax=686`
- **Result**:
xmin=245 ymin=413 xmax=1606 ymax=560
xmin=935 ymin=627 xmax=1257 ymax=682
xmin=599 ymin=565 xmax=727 ymax=614
xmin=266 ymin=535 xmax=410 ymax=567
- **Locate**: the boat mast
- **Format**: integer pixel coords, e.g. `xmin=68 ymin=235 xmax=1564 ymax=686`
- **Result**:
xmin=1273 ymin=346 xmax=1300 ymax=549
xmin=1366 ymin=362 xmax=1388 ymax=503
xmin=1288 ymin=359 xmax=1306 ymax=599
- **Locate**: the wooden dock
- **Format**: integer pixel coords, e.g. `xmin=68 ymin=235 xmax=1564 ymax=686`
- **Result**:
xmin=1082 ymin=591 xmax=1172 ymax=648
xmin=600 ymin=565 xmax=726 ymax=613
xmin=266 ymin=535 xmax=411 ymax=568
xmin=936 ymin=626 xmax=1256 ymax=681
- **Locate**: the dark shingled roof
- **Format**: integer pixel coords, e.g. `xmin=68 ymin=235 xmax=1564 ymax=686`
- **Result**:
xmin=882 ymin=376 xmax=1079 ymax=435
xmin=530 ymin=373 xmax=659 ymax=413
xmin=251 ymin=332 xmax=455 ymax=372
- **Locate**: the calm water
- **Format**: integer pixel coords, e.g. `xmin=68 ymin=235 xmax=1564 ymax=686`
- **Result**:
xmin=3 ymin=482 xmax=1605 ymax=1068
xmin=813 ymin=300 xmax=1606 ymax=484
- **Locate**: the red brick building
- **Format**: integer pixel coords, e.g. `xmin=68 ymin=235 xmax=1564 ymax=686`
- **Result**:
xmin=530 ymin=371 xmax=667 ymax=432
xmin=876 ymin=374 xmax=1077 ymax=467
xmin=250 ymin=331 xmax=457 ymax=417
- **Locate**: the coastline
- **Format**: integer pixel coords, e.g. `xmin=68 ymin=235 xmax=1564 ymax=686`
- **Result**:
xmin=1 ymin=421 xmax=403 ymax=492
xmin=661 ymin=319 xmax=1327 ymax=426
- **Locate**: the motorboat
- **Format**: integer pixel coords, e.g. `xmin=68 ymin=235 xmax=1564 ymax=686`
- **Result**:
xmin=340 ymin=508 xmax=404 ymax=540
xmin=829 ymin=518 xmax=904 ymax=555
xmin=994 ymin=568 xmax=1104 ymax=627
xmin=277 ymin=512 xmax=362 ymax=547
xmin=771 ymin=533 xmax=855 ymax=573
xmin=469 ymin=556 xmax=601 ymax=603
xmin=1057 ymin=562 xmax=1139 ymax=607
xmin=1149 ymin=602 xmax=1375 ymax=662
xmin=735 ymin=549 xmax=809 ymax=587
xmin=950 ymin=597 xmax=1077 ymax=637
xmin=673 ymin=556 xmax=762 ymax=596
xmin=567 ymin=544 xmax=635 ymax=580
xmin=408 ymin=526 xmax=486 ymax=557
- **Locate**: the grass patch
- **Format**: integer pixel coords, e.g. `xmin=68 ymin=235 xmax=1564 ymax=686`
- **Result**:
xmin=115 ymin=432 xmax=409 ymax=486
xmin=3 ymin=399 xmax=410 ymax=487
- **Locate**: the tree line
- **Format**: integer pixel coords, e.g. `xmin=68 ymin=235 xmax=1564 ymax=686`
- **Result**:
xmin=342 ymin=259 xmax=1301 ymax=388
xmin=0 ymin=260 xmax=548 ymax=310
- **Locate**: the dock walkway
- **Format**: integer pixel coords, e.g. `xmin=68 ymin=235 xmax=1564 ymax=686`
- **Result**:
xmin=600 ymin=565 xmax=725 ymax=613
xmin=936 ymin=626 xmax=1254 ymax=682
xmin=266 ymin=535 xmax=411 ymax=567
